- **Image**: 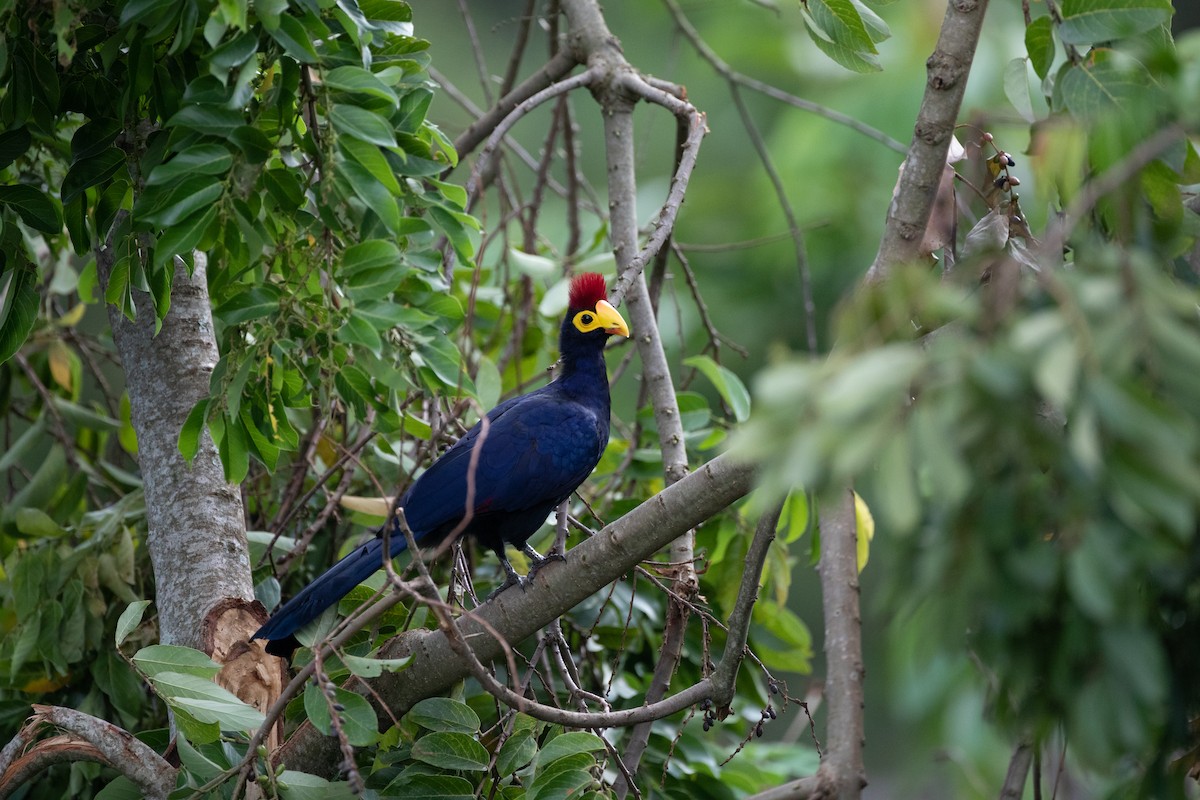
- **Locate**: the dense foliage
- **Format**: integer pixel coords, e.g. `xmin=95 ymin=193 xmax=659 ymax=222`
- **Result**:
xmin=742 ymin=2 xmax=1200 ymax=795
xmin=0 ymin=0 xmax=811 ymax=797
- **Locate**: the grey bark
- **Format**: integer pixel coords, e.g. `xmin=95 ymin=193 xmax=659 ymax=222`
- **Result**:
xmin=98 ymin=250 xmax=253 ymax=649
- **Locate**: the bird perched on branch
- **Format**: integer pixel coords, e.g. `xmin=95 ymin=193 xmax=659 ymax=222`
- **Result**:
xmin=252 ymin=273 xmax=629 ymax=656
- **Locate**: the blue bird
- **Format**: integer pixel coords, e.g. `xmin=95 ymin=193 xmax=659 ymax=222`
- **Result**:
xmin=252 ymin=273 xmax=629 ymax=656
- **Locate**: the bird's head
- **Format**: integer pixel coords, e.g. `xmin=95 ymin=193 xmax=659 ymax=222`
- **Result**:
xmin=564 ymin=273 xmax=630 ymax=345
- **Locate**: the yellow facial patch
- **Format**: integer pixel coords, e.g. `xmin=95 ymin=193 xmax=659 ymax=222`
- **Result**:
xmin=571 ymin=299 xmax=629 ymax=337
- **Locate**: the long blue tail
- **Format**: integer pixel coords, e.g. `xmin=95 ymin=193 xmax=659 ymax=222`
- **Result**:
xmin=253 ymin=531 xmax=408 ymax=656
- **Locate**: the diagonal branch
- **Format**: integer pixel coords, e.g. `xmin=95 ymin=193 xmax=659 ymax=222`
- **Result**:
xmin=272 ymin=452 xmax=756 ymax=775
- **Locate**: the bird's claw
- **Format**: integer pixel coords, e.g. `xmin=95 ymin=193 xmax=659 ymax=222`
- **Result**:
xmin=526 ymin=549 xmax=567 ymax=580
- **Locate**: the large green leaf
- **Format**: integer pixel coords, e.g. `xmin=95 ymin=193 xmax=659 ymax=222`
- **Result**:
xmin=324 ymin=65 xmax=399 ymax=106
xmin=330 ymin=104 xmax=398 ymax=148
xmin=135 ymin=175 xmax=224 ymax=229
xmin=302 ymin=684 xmax=379 ymax=746
xmin=1025 ymin=15 xmax=1055 ymax=80
xmin=683 ymin=355 xmax=751 ymax=422
xmin=0 ymin=185 xmax=63 ymax=233
xmin=410 ymin=731 xmax=490 ymax=771
xmin=407 ymin=697 xmax=480 ymax=734
xmin=1058 ymin=0 xmax=1173 ymax=45
xmin=61 ymin=147 xmax=126 ymax=205
xmin=0 ymin=127 xmax=31 ymax=171
xmin=0 ymin=266 xmax=39 ymax=364
xmin=146 ymin=144 xmax=233 ymax=186
xmin=133 ymin=645 xmax=221 ymax=679
xmin=269 ymin=13 xmax=321 ymax=63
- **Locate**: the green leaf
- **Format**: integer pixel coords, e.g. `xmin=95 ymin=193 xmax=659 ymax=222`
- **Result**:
xmin=1025 ymin=15 xmax=1055 ymax=81
xmin=803 ymin=15 xmax=881 ymax=72
xmin=136 ymin=176 xmax=224 ymax=229
xmin=809 ymin=0 xmax=877 ymax=50
xmin=0 ymin=267 xmax=40 ymax=364
xmin=341 ymin=653 xmax=413 ymax=678
xmin=529 ymin=755 xmax=597 ymax=800
xmin=269 ymin=13 xmax=321 ymax=63
xmin=178 ymin=398 xmax=210 ymax=462
xmin=217 ymin=411 xmax=250 ymax=483
xmin=119 ymin=0 xmax=174 ymax=27
xmin=382 ymin=774 xmax=474 ymax=800
xmin=410 ymin=731 xmax=490 ymax=771
xmin=1058 ymin=0 xmax=1173 ymax=45
xmin=330 ymin=104 xmax=397 ymax=148
xmin=509 ymin=248 xmax=557 ymax=280
xmin=155 ymin=205 xmax=219 ymax=267
xmin=533 ymin=731 xmax=606 ymax=772
xmin=339 ymin=136 xmax=402 ymax=195
xmin=324 ymin=65 xmax=399 ymax=106
xmin=1003 ymin=58 xmax=1035 ymax=122
xmin=683 ymin=355 xmax=751 ymax=422
xmin=849 ymin=0 xmax=891 ymax=43
xmin=407 ymin=697 xmax=480 ymax=734
xmin=208 ymin=31 xmax=258 ymax=73
xmin=95 ymin=776 xmax=141 ymax=800
xmin=302 ymin=684 xmax=378 ymax=746
xmin=229 ymin=125 xmax=272 ymax=163
xmin=149 ymin=671 xmax=265 ymax=730
xmin=340 ymin=313 xmax=383 ymax=354
xmin=339 ymin=157 xmax=402 ymax=234
xmin=497 ymin=730 xmax=537 ymax=776
xmin=417 ymin=336 xmax=469 ymax=390
xmin=15 ymin=508 xmax=65 ymax=537
xmin=165 ymin=104 xmax=245 ymax=136
xmin=0 ymin=127 xmax=32 ymax=171
xmin=171 ymin=696 xmax=265 ymax=730
xmin=1057 ymin=57 xmax=1154 ymax=119
xmin=62 ymin=147 xmax=126 ymax=206
xmin=277 ymin=772 xmax=357 ymax=800
xmin=215 ymin=285 xmax=282 ymax=324
xmin=0 ymin=185 xmax=63 ymax=233
xmin=176 ymin=736 xmax=224 ymax=780
xmin=115 ymin=600 xmax=152 ymax=647
xmin=342 ymin=239 xmax=401 ymax=273
xmin=146 ymin=144 xmax=233 ymax=186
xmin=133 ymin=645 xmax=221 ymax=679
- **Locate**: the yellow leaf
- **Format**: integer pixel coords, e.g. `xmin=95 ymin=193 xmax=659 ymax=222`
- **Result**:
xmin=854 ymin=491 xmax=875 ymax=573
xmin=48 ymin=340 xmax=75 ymax=393
xmin=56 ymin=303 xmax=86 ymax=327
xmin=22 ymin=673 xmax=72 ymax=693
xmin=315 ymin=434 xmax=338 ymax=467
xmin=339 ymin=495 xmax=395 ymax=517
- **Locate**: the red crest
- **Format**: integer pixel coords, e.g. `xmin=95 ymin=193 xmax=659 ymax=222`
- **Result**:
xmin=568 ymin=272 xmax=609 ymax=310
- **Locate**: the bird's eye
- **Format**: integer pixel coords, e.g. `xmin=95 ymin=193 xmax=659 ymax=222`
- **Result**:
xmin=580 ymin=313 xmax=594 ymax=325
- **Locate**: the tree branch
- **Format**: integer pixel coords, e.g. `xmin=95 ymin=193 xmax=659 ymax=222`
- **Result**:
xmin=272 ymin=452 xmax=756 ymax=774
xmin=0 ymin=706 xmax=175 ymax=800
xmin=453 ymin=49 xmax=580 ymax=160
xmin=868 ymin=0 xmax=992 ymax=281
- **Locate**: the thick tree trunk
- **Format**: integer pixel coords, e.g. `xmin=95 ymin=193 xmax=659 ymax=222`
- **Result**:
xmin=98 ymin=248 xmax=280 ymax=721
xmin=100 ymin=252 xmax=254 ymax=646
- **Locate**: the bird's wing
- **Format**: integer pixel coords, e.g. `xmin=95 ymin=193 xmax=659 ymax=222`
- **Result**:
xmin=399 ymin=392 xmax=606 ymax=535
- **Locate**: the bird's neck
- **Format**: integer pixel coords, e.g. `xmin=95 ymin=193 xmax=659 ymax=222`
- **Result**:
xmin=555 ymin=346 xmax=610 ymax=404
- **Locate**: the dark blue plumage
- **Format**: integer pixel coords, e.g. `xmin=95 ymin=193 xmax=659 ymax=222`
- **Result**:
xmin=252 ymin=274 xmax=628 ymax=656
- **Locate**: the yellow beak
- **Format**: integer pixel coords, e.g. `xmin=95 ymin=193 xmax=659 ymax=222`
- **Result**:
xmin=594 ymin=299 xmax=630 ymax=338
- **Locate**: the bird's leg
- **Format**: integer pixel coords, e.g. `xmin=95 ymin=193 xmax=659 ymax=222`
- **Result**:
xmin=485 ymin=554 xmax=525 ymax=601
xmin=524 ymin=540 xmax=566 ymax=580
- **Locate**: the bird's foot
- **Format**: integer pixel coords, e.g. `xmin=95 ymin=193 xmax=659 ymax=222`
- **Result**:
xmin=485 ymin=572 xmax=526 ymax=601
xmin=526 ymin=548 xmax=567 ymax=580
